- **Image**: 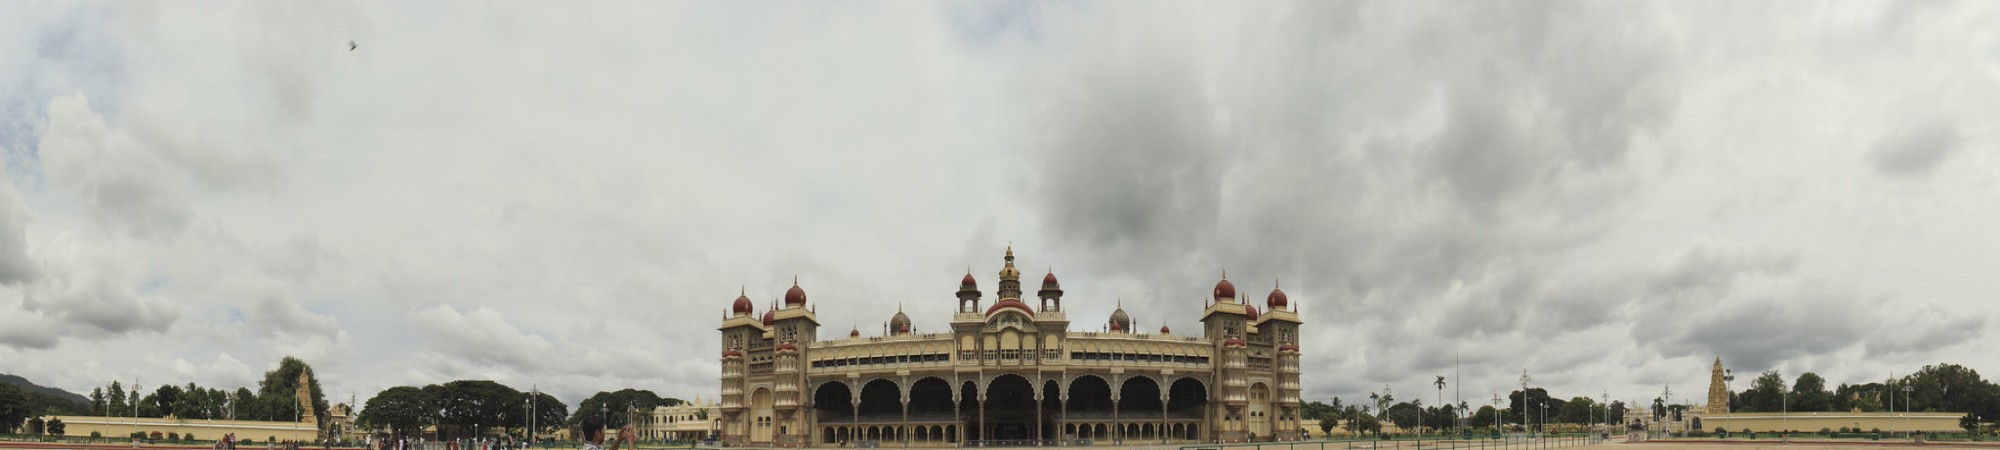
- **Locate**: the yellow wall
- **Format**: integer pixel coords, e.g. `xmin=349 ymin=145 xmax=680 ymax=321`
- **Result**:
xmin=45 ymin=416 xmax=322 ymax=442
xmin=1695 ymin=412 xmax=1963 ymax=433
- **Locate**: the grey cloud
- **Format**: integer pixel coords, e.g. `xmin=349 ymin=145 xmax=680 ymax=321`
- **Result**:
xmin=249 ymin=289 xmax=341 ymax=339
xmin=22 ymin=250 xmax=179 ymax=337
xmin=1869 ymin=123 xmax=1961 ymax=176
xmin=0 ymin=179 xmax=37 ymax=284
xmin=38 ymin=94 xmax=193 ymax=238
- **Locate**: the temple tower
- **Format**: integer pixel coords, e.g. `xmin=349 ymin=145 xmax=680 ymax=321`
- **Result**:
xmin=296 ymin=370 xmax=317 ymax=424
xmin=1705 ymin=357 xmax=1729 ymax=415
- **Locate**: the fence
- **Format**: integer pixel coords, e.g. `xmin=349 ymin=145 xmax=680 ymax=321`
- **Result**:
xmin=1180 ymin=433 xmax=1603 ymax=450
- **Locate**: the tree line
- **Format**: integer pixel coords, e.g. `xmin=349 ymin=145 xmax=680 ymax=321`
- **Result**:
xmin=356 ymin=382 xmax=684 ymax=441
xmin=1720 ymin=363 xmax=1998 ymax=431
xmin=1303 ymin=387 xmax=1631 ymax=437
xmin=75 ymin=357 xmax=333 ymax=430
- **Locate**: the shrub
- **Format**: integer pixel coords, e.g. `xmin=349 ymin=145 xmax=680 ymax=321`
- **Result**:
xmin=187 ymin=433 xmax=197 ymax=441
xmin=1820 ymin=428 xmax=1832 ymax=434
xmin=131 ymin=432 xmax=147 ymax=439
xmin=91 ymin=432 xmax=102 ymax=439
xmin=169 ymin=432 xmax=181 ymax=441
xmin=1742 ymin=428 xmax=1751 ymax=434
xmin=150 ymin=431 xmax=164 ymax=440
xmin=1872 ymin=428 xmax=1882 ymax=434
xmin=1840 ymin=427 xmax=1852 ymax=433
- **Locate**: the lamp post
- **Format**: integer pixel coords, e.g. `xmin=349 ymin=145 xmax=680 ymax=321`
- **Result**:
xmin=1901 ymin=383 xmax=1913 ymax=437
xmin=1601 ymin=392 xmax=1610 ymax=436
xmin=1661 ymin=385 xmax=1672 ymax=437
xmin=1519 ymin=371 xmax=1531 ymax=436
xmin=1492 ymin=394 xmax=1503 ymax=433
xmin=1723 ymin=369 xmax=1734 ymax=436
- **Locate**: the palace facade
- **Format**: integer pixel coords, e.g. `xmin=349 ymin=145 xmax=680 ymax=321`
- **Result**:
xmin=717 ymin=248 xmax=1304 ymax=447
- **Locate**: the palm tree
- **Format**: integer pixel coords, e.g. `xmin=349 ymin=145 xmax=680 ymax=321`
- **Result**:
xmin=1435 ymin=376 xmax=1447 ymax=432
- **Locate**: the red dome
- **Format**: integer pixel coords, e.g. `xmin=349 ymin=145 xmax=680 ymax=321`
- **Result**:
xmin=1267 ymin=287 xmax=1288 ymax=309
xmin=850 ymin=328 xmax=860 ymax=338
xmin=775 ymin=342 xmax=797 ymax=352
xmin=1278 ymin=344 xmax=1299 ymax=352
xmin=762 ymin=310 xmax=775 ymax=325
xmin=1223 ymin=338 xmax=1247 ymax=347
xmin=961 ymin=273 xmax=977 ymax=287
xmin=1043 ymin=272 xmax=1059 ymax=285
xmin=1214 ymin=278 xmax=1236 ymax=299
xmin=784 ymin=281 xmax=807 ymax=306
xmin=732 ymin=293 xmax=754 ymax=315
xmin=1246 ymin=305 xmax=1260 ymax=321
xmin=898 ymin=323 xmax=910 ymax=334
xmin=722 ymin=349 xmax=743 ymax=358
xmin=1160 ymin=324 xmax=1171 ymax=334
xmin=985 ymin=299 xmax=1035 ymax=316
xmin=1110 ymin=321 xmax=1123 ymax=332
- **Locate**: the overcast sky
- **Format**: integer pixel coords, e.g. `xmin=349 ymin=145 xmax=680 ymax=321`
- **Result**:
xmin=2 ymin=1 xmax=1997 ymax=411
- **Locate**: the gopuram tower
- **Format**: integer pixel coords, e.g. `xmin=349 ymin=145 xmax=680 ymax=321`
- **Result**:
xmin=1704 ymin=357 xmax=1728 ymax=415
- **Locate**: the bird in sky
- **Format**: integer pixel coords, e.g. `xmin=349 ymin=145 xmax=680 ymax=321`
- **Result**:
xmin=349 ymin=40 xmax=357 ymax=51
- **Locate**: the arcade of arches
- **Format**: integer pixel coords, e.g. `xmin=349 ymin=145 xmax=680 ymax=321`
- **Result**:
xmin=807 ymin=375 xmax=1212 ymax=446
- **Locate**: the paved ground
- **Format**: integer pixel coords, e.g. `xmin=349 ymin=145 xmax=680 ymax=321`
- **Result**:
xmin=1627 ymin=440 xmax=2000 ymax=450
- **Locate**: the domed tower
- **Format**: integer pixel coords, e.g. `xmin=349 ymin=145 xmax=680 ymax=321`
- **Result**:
xmin=1109 ymin=300 xmax=1132 ymax=333
xmin=997 ymin=245 xmax=1022 ymax=300
xmin=889 ymin=305 xmax=911 ymax=336
xmin=956 ymin=271 xmax=982 ymax=313
xmin=1037 ymin=269 xmax=1064 ymax=312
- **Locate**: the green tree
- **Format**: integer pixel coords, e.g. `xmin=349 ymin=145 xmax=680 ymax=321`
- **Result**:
xmin=1469 ymin=405 xmax=1497 ymax=428
xmin=1791 ymin=373 xmax=1830 ymax=412
xmin=48 ymin=418 xmax=65 ymax=436
xmin=152 ymin=384 xmax=184 ymax=418
xmin=1507 ymin=388 xmax=1551 ymax=425
xmin=256 ymin=356 xmax=329 ymax=428
xmin=1608 ymin=401 xmax=1626 ymax=424
xmin=361 ymin=386 xmax=435 ymax=439
xmin=1557 ymin=397 xmax=1595 ymax=424
xmin=434 ymin=380 xmax=522 ymax=438
xmin=107 ymin=382 xmax=127 ymax=417
xmin=1385 ymin=402 xmax=1420 ymax=431
xmin=1738 ymin=370 xmax=1787 ymax=412
xmin=90 ymin=388 xmax=105 ymax=416
xmin=521 ymin=391 xmax=567 ymax=436
xmin=0 ymin=384 xmax=30 ymax=434
xmin=568 ymin=389 xmax=674 ymax=430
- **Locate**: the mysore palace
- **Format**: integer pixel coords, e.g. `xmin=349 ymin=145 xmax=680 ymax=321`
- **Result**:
xmin=716 ymin=247 xmax=1305 ymax=447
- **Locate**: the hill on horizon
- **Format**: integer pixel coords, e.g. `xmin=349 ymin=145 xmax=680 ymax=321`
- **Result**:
xmin=0 ymin=373 xmax=90 ymax=408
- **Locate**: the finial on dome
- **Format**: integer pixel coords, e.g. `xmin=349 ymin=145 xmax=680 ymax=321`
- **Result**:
xmin=1222 ymin=269 xmax=1228 ymax=280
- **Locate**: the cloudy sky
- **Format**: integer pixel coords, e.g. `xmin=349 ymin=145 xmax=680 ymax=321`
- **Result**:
xmin=2 ymin=1 xmax=1997 ymax=411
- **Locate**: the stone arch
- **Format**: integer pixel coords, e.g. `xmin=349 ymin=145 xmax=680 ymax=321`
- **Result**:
xmin=908 ymin=377 xmax=953 ymax=418
xmin=1119 ymin=376 xmax=1164 ymax=412
xmin=1167 ymin=376 xmax=1208 ymax=418
xmin=812 ymin=381 xmax=855 ymax=422
xmin=1068 ymin=374 xmax=1113 ymax=418
xmin=857 ymin=379 xmax=901 ymax=419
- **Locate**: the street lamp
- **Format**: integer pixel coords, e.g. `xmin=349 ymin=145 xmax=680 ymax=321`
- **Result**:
xmin=1661 ymin=385 xmax=1672 ymax=437
xmin=1723 ymin=369 xmax=1734 ymax=436
xmin=1601 ymin=392 xmax=1610 ymax=436
xmin=1491 ymin=394 xmax=1503 ymax=433
xmin=1901 ymin=383 xmax=1913 ymax=437
xmin=1519 ymin=371 xmax=1531 ymax=436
